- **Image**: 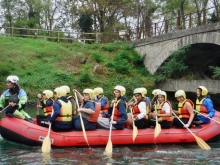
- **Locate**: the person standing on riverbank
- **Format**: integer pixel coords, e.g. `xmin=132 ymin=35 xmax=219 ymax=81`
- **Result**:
xmin=172 ymin=90 xmax=194 ymax=128
xmin=193 ymin=86 xmax=215 ymax=124
xmin=0 ymin=75 xmax=33 ymax=123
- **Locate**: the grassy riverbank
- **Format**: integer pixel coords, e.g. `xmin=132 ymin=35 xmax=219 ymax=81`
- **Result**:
xmin=0 ymin=36 xmax=155 ymax=100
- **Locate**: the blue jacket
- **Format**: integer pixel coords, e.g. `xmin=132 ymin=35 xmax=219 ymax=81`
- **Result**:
xmin=197 ymin=97 xmax=215 ymax=123
xmin=94 ymin=95 xmax=108 ymax=109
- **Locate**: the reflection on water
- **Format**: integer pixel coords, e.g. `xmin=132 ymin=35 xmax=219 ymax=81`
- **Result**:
xmin=1 ymin=134 xmax=220 ymax=165
xmin=1 ymin=108 xmax=220 ymax=164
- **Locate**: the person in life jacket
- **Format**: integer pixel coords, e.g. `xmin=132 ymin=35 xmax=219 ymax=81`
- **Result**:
xmin=97 ymin=85 xmax=128 ymax=130
xmin=73 ymin=88 xmax=100 ymax=130
xmin=150 ymin=89 xmax=161 ymax=112
xmin=192 ymin=86 xmax=215 ymax=124
xmin=0 ymin=75 xmax=34 ymax=123
xmin=93 ymin=87 xmax=109 ymax=117
xmin=36 ymin=90 xmax=54 ymax=127
xmin=60 ymin=85 xmax=76 ymax=116
xmin=125 ymin=88 xmax=149 ymax=129
xmin=172 ymin=90 xmax=194 ymax=128
xmin=149 ymin=91 xmax=172 ymax=128
xmin=49 ymin=87 xmax=73 ymax=132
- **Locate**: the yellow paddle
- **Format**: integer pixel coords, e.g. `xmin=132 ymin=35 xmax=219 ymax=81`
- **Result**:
xmin=154 ymin=104 xmax=161 ymax=138
xmin=130 ymin=107 xmax=138 ymax=141
xmin=104 ymin=102 xmax=116 ymax=155
xmin=74 ymin=92 xmax=89 ymax=146
xmin=172 ymin=111 xmax=211 ymax=150
xmin=41 ymin=108 xmax=54 ymax=153
xmin=193 ymin=110 xmax=220 ymax=124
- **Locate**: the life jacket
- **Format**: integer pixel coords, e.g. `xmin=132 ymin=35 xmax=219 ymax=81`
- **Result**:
xmin=67 ymin=95 xmax=76 ymax=115
xmin=113 ymin=99 xmax=127 ymax=121
xmin=97 ymin=95 xmax=109 ymax=113
xmin=196 ymin=98 xmax=208 ymax=116
xmin=43 ymin=98 xmax=54 ymax=116
xmin=81 ymin=101 xmax=101 ymax=122
xmin=177 ymin=99 xmax=194 ymax=119
xmin=55 ymin=99 xmax=72 ymax=122
xmin=156 ymin=101 xmax=172 ymax=122
xmin=133 ymin=99 xmax=149 ymax=119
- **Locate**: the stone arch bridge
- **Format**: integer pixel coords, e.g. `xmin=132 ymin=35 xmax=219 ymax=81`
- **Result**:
xmin=132 ymin=23 xmax=220 ymax=74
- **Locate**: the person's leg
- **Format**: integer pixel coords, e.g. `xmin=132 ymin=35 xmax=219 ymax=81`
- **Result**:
xmin=125 ymin=113 xmax=133 ymax=128
xmin=97 ymin=117 xmax=116 ymax=129
xmin=13 ymin=110 xmax=25 ymax=119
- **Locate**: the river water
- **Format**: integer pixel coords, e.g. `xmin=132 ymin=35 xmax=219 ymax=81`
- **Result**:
xmin=1 ymin=108 xmax=220 ymax=164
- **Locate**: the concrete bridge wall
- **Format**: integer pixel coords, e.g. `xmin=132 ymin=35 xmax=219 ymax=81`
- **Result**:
xmin=157 ymin=80 xmax=220 ymax=94
xmin=132 ymin=23 xmax=220 ymax=74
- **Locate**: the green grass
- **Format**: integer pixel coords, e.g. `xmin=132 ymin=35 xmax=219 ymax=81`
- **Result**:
xmin=0 ymin=36 xmax=156 ymax=100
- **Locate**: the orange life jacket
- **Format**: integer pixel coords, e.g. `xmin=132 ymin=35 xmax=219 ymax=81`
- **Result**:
xmin=81 ymin=101 xmax=101 ymax=122
xmin=43 ymin=98 xmax=54 ymax=116
xmin=98 ymin=96 xmax=109 ymax=113
xmin=156 ymin=101 xmax=172 ymax=122
xmin=113 ymin=99 xmax=127 ymax=121
xmin=196 ymin=98 xmax=208 ymax=115
xmin=133 ymin=99 xmax=149 ymax=119
xmin=177 ymin=99 xmax=194 ymax=119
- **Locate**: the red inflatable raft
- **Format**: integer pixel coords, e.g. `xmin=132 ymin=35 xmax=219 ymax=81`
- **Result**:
xmin=1 ymin=111 xmax=220 ymax=147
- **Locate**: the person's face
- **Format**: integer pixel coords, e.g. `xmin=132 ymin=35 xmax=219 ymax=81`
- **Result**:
xmin=6 ymin=81 xmax=14 ymax=89
xmin=176 ymin=96 xmax=184 ymax=103
xmin=157 ymin=95 xmax=165 ymax=103
xmin=134 ymin=94 xmax=142 ymax=101
xmin=83 ymin=93 xmax=90 ymax=101
xmin=114 ymin=90 xmax=121 ymax=98
xmin=196 ymin=89 xmax=201 ymax=97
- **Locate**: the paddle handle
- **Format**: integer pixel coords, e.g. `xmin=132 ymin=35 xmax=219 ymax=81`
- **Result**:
xmin=193 ymin=110 xmax=219 ymax=124
xmin=109 ymin=102 xmax=116 ymax=138
xmin=172 ymin=111 xmax=193 ymax=134
xmin=0 ymin=105 xmax=10 ymax=114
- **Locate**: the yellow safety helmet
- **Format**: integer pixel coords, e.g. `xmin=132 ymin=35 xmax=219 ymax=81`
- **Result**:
xmin=152 ymin=89 xmax=161 ymax=95
xmin=139 ymin=87 xmax=147 ymax=96
xmin=198 ymin=86 xmax=208 ymax=96
xmin=175 ymin=90 xmax=186 ymax=99
xmin=157 ymin=91 xmax=167 ymax=100
xmin=60 ymin=85 xmax=70 ymax=94
xmin=133 ymin=88 xmax=145 ymax=97
xmin=94 ymin=87 xmax=104 ymax=95
xmin=83 ymin=88 xmax=95 ymax=99
xmin=43 ymin=90 xmax=53 ymax=99
xmin=114 ymin=85 xmax=126 ymax=96
xmin=54 ymin=87 xmax=67 ymax=98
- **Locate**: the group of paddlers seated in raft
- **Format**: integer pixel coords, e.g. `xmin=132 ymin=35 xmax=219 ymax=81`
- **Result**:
xmin=32 ymin=85 xmax=216 ymax=132
xmin=0 ymin=75 xmax=215 ymax=132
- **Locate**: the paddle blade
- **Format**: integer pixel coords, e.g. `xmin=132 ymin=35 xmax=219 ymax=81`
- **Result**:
xmin=154 ymin=122 xmax=161 ymax=138
xmin=80 ymin=115 xmax=89 ymax=146
xmin=132 ymin=124 xmax=138 ymax=141
xmin=41 ymin=135 xmax=51 ymax=153
xmin=193 ymin=135 xmax=211 ymax=150
xmin=105 ymin=138 xmax=112 ymax=154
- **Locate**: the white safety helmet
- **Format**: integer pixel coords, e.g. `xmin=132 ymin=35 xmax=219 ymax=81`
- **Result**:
xmin=83 ymin=88 xmax=95 ymax=99
xmin=133 ymin=88 xmax=145 ymax=97
xmin=6 ymin=75 xmax=19 ymax=84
